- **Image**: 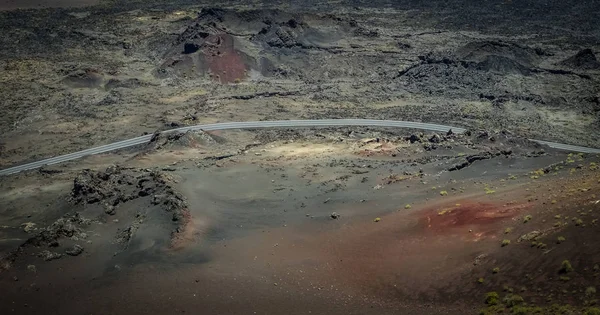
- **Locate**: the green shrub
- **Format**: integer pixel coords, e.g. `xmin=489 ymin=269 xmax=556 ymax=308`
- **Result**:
xmin=549 ymin=304 xmax=575 ymax=314
xmin=587 ymin=287 xmax=598 ymax=298
xmin=512 ymin=306 xmax=543 ymax=314
xmin=502 ymin=239 xmax=511 ymax=247
xmin=584 ymin=307 xmax=600 ymax=315
xmin=479 ymin=305 xmax=504 ymax=315
xmin=485 ymin=292 xmax=500 ymax=305
xmin=503 ymin=294 xmax=525 ymax=307
xmin=537 ymin=243 xmax=547 ymax=249
xmin=557 ymin=236 xmax=566 ymax=244
xmin=560 ymin=260 xmax=574 ymax=273
xmin=523 ymin=215 xmax=532 ymax=223
xmin=492 ymin=267 xmax=500 ymax=274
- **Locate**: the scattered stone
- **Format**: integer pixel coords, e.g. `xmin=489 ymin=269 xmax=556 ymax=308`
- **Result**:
xmin=38 ymin=250 xmax=62 ymax=261
xmin=21 ymin=222 xmax=36 ymax=233
xmin=429 ymin=133 xmax=442 ymax=143
xmin=330 ymin=212 xmax=340 ymax=219
xmin=65 ymin=245 xmax=84 ymax=256
xmin=473 ymin=253 xmax=488 ymax=266
xmin=406 ymin=134 xmax=421 ymax=143
xmin=361 ymin=138 xmax=378 ymax=144
xmin=104 ymin=205 xmax=116 ymax=215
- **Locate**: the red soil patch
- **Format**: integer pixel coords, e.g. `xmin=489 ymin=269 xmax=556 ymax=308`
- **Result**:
xmin=207 ymin=200 xmax=533 ymax=308
xmin=419 ymin=200 xmax=531 ymax=235
xmin=202 ymin=33 xmax=247 ymax=83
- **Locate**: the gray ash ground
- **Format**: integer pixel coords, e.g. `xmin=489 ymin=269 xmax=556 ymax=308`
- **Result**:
xmin=1 ymin=1 xmax=600 ymax=315
xmin=2 ymin=126 xmax=598 ymax=315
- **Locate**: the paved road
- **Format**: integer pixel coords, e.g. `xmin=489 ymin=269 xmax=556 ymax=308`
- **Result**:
xmin=0 ymin=119 xmax=598 ymax=176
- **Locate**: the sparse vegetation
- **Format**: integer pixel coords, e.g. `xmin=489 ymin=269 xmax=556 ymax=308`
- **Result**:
xmin=512 ymin=306 xmax=543 ymax=314
xmin=523 ymin=215 xmax=532 ymax=223
xmin=586 ymin=287 xmax=597 ymax=298
xmin=501 ymin=239 xmax=511 ymax=247
xmin=557 ymin=236 xmax=566 ymax=244
xmin=478 ymin=277 xmax=485 ymax=284
xmin=585 ymin=307 xmax=600 ymax=315
xmin=560 ymin=260 xmax=574 ymax=273
xmin=537 ymin=242 xmax=547 ymax=249
xmin=503 ymin=294 xmax=525 ymax=307
xmin=492 ymin=267 xmax=500 ymax=274
xmin=440 ymin=190 xmax=448 ymax=196
xmin=576 ymin=218 xmax=584 ymax=226
xmin=560 ymin=276 xmax=571 ymax=282
xmin=504 ymin=227 xmax=512 ymax=234
xmin=485 ymin=292 xmax=499 ymax=305
xmin=404 ymin=204 xmax=411 ymax=209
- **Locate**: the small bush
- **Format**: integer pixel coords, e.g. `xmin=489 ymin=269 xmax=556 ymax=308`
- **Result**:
xmin=503 ymin=294 xmax=525 ymax=307
xmin=479 ymin=305 xmax=504 ymax=315
xmin=478 ymin=277 xmax=485 ymax=284
xmin=404 ymin=204 xmax=411 ymax=209
xmin=501 ymin=239 xmax=511 ymax=247
xmin=560 ymin=260 xmax=574 ymax=273
xmin=492 ymin=267 xmax=500 ymax=274
xmin=559 ymin=276 xmax=571 ymax=282
xmin=485 ymin=292 xmax=500 ymax=305
xmin=557 ymin=236 xmax=566 ymax=244
xmin=440 ymin=190 xmax=448 ymax=196
xmin=512 ymin=306 xmax=543 ymax=315
xmin=585 ymin=307 xmax=600 ymax=315
xmin=587 ymin=287 xmax=597 ymax=298
xmin=537 ymin=243 xmax=547 ymax=249
xmin=594 ymin=264 xmax=600 ymax=272
xmin=504 ymin=228 xmax=512 ymax=234
xmin=523 ymin=215 xmax=532 ymax=223
xmin=576 ymin=219 xmax=584 ymax=226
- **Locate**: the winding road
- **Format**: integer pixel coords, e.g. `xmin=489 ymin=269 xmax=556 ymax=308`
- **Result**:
xmin=0 ymin=119 xmax=598 ymax=176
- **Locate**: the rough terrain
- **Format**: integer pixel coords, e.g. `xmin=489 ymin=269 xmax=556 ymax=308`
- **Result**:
xmin=1 ymin=1 xmax=600 ymax=315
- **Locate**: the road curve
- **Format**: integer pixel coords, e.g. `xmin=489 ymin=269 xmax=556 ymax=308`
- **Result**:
xmin=0 ymin=119 xmax=597 ymax=176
